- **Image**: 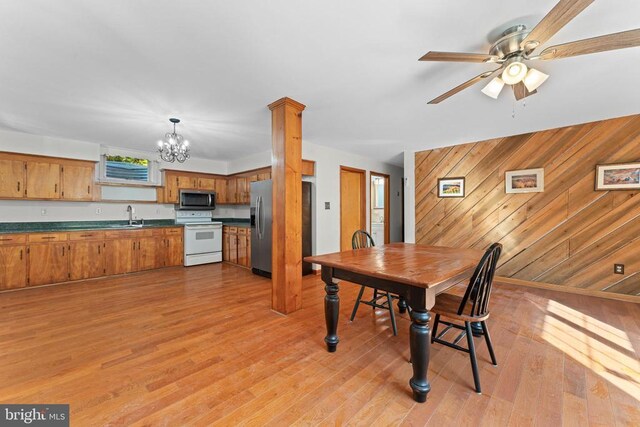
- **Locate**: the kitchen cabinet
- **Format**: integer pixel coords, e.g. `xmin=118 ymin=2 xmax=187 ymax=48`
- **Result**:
xmin=222 ymin=226 xmax=251 ymax=268
xmin=0 ymin=226 xmax=185 ymax=293
xmin=198 ymin=177 xmax=216 ymax=191
xmin=28 ymin=242 xmax=69 ymax=286
xmin=258 ymin=171 xmax=271 ymax=181
xmin=25 ymin=161 xmax=60 ymax=199
xmin=62 ymin=164 xmax=95 ymax=201
xmin=69 ymin=240 xmax=105 ymax=280
xmin=226 ymin=179 xmax=238 ymax=204
xmin=0 ymin=235 xmax=27 ymax=290
xmin=215 ymin=178 xmax=228 ymax=204
xmin=0 ymin=154 xmax=96 ymax=201
xmin=0 ymin=159 xmax=25 ymax=198
xmin=161 ymin=228 xmax=183 ymax=267
xmin=105 ymin=238 xmax=136 ymax=275
xmin=136 ymin=237 xmax=162 ymax=271
xmin=236 ymin=177 xmax=249 ymax=204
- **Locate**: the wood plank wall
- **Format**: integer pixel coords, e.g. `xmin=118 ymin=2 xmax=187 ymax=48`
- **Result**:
xmin=414 ymin=114 xmax=640 ymax=296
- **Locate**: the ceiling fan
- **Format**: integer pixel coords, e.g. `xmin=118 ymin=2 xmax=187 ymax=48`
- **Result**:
xmin=420 ymin=0 xmax=640 ymax=104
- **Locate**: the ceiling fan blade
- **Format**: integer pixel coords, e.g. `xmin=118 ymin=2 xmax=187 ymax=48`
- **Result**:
xmin=428 ymin=67 xmax=502 ymax=104
xmin=512 ymin=82 xmax=537 ymax=101
xmin=538 ymin=28 xmax=640 ymax=59
xmin=419 ymin=51 xmax=499 ymax=63
xmin=520 ymin=0 xmax=595 ymax=53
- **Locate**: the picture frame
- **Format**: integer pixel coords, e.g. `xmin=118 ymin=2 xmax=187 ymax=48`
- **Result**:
xmin=595 ymin=162 xmax=640 ymax=191
xmin=437 ymin=177 xmax=465 ymax=198
xmin=505 ymin=168 xmax=544 ymax=194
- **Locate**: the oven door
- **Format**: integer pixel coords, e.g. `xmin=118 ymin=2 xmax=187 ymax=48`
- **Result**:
xmin=184 ymin=224 xmax=222 ymax=255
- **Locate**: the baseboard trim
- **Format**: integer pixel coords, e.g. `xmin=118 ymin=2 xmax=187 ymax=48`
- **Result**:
xmin=495 ymin=276 xmax=640 ymax=304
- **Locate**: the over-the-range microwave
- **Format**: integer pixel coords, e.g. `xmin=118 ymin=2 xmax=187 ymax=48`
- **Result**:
xmin=177 ymin=189 xmax=216 ymax=210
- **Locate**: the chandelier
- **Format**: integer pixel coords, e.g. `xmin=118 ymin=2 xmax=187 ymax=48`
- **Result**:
xmin=157 ymin=118 xmax=190 ymax=163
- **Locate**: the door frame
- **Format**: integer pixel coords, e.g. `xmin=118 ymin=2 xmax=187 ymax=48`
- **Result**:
xmin=340 ymin=165 xmax=367 ymax=251
xmin=370 ymin=171 xmax=390 ymax=244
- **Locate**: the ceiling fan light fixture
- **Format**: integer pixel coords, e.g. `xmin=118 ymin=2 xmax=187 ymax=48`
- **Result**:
xmin=481 ymin=77 xmax=505 ymax=99
xmin=501 ymin=58 xmax=528 ymax=85
xmin=523 ymin=68 xmax=549 ymax=92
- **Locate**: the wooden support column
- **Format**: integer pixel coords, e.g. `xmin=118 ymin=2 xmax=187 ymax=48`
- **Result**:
xmin=268 ymin=97 xmax=306 ymax=314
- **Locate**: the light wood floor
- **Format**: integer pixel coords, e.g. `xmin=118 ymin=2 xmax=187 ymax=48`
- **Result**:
xmin=0 ymin=263 xmax=638 ymax=426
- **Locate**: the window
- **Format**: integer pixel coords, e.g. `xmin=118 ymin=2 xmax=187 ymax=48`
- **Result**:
xmin=99 ymin=152 xmax=160 ymax=186
xmin=105 ymin=156 xmax=149 ymax=181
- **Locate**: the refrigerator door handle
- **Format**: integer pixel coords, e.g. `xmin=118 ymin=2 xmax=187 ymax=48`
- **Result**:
xmin=256 ymin=196 xmax=261 ymax=238
xmin=259 ymin=196 xmax=264 ymax=239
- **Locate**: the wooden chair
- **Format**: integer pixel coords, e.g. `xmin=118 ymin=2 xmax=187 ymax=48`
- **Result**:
xmin=349 ymin=230 xmax=399 ymax=336
xmin=430 ymin=243 xmax=502 ymax=394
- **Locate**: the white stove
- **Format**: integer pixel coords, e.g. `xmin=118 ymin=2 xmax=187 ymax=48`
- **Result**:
xmin=176 ymin=211 xmax=222 ymax=266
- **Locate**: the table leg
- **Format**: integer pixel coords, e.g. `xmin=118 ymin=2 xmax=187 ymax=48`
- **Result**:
xmin=409 ymin=309 xmax=431 ymax=403
xmin=397 ymin=297 xmax=408 ymax=314
xmin=324 ymin=280 xmax=340 ymax=352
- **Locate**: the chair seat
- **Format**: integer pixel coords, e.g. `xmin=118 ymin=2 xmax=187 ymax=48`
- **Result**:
xmin=431 ymin=293 xmax=490 ymax=322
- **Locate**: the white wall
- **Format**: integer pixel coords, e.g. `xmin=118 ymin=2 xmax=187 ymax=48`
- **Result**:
xmin=403 ymin=150 xmax=416 ymax=243
xmin=302 ymin=141 xmax=404 ymax=258
xmin=0 ymin=200 xmax=175 ymax=222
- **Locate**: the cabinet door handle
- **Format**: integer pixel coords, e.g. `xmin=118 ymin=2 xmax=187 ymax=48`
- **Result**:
xmin=87 ymin=185 xmax=91 ymax=194
xmin=41 ymin=236 xmax=56 ymax=240
xmin=54 ymin=184 xmax=58 ymax=193
xmin=133 ymin=241 xmax=136 ymax=250
xmin=20 ymin=249 xmax=23 ymax=260
xmin=138 ymin=242 xmax=141 ymax=250
xmin=98 ymin=244 xmax=101 ymax=254
xmin=17 ymin=182 xmax=20 ymax=192
xmin=62 ymin=246 xmax=65 ymax=256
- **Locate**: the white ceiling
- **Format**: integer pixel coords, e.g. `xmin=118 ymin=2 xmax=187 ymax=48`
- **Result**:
xmin=1 ymin=1 xmax=638 ymax=166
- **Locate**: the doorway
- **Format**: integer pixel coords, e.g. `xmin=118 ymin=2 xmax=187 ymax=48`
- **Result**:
xmin=340 ymin=166 xmax=366 ymax=251
xmin=370 ymin=172 xmax=390 ymax=245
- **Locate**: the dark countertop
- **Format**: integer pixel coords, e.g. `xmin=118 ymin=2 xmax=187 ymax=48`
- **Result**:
xmin=216 ymin=218 xmax=250 ymax=228
xmin=0 ymin=219 xmax=182 ymax=234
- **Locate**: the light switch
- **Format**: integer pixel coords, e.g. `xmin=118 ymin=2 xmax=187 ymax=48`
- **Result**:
xmin=324 ymin=202 xmax=330 ymax=210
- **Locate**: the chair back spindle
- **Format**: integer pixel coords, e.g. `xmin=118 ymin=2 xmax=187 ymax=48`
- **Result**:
xmin=458 ymin=243 xmax=502 ymax=318
xmin=352 ymin=230 xmax=375 ymax=249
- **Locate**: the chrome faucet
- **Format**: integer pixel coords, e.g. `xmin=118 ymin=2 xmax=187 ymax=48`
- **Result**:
xmin=127 ymin=205 xmax=134 ymax=225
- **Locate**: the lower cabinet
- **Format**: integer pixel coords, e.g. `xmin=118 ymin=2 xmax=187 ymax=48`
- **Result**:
xmin=69 ymin=240 xmax=105 ymax=281
xmin=162 ymin=234 xmax=184 ymax=267
xmin=137 ymin=237 xmax=161 ymax=271
xmin=0 ymin=227 xmax=185 ymax=292
xmin=0 ymin=243 xmax=27 ymax=290
xmin=222 ymin=226 xmax=251 ymax=268
xmin=28 ymin=242 xmax=69 ymax=286
xmin=105 ymin=238 xmax=136 ymax=276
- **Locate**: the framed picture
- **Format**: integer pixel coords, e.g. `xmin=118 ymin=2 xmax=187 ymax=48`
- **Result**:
xmin=505 ymin=168 xmax=544 ymax=193
xmin=596 ymin=162 xmax=640 ymax=190
xmin=437 ymin=177 xmax=465 ymax=198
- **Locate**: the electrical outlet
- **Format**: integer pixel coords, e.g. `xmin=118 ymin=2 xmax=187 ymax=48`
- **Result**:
xmin=40 ymin=209 xmax=47 ymax=216
xmin=325 ymin=202 xmax=330 ymax=210
xmin=96 ymin=208 xmax=102 ymax=215
xmin=614 ymin=264 xmax=624 ymax=275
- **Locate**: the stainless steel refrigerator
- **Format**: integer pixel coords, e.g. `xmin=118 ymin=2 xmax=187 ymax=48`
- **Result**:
xmin=250 ymin=180 xmax=312 ymax=277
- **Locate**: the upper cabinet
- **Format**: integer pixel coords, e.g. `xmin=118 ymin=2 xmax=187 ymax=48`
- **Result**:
xmin=0 ymin=153 xmax=97 ymax=201
xmin=61 ymin=164 xmax=95 ymax=200
xmin=0 ymin=159 xmax=25 ymax=198
xmin=26 ymin=161 xmax=60 ymax=199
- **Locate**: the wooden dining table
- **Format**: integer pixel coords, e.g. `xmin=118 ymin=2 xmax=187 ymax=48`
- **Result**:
xmin=304 ymin=242 xmax=483 ymax=403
